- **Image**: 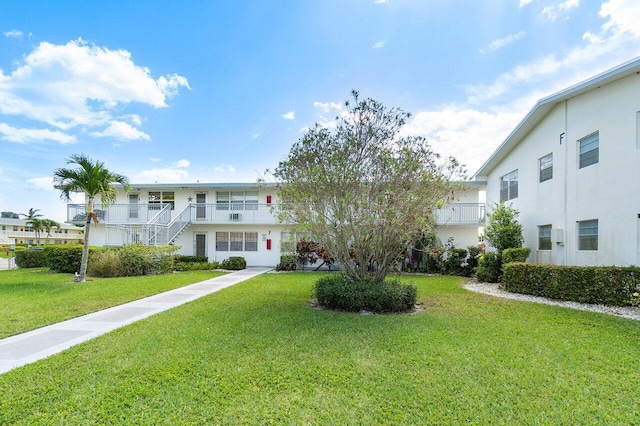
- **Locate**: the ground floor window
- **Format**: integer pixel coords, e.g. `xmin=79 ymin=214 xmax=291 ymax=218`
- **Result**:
xmin=538 ymin=225 xmax=552 ymax=250
xmin=578 ymin=219 xmax=598 ymax=250
xmin=216 ymin=231 xmax=258 ymax=251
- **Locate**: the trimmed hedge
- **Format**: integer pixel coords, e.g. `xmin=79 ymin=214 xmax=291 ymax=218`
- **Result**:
xmin=174 ymin=261 xmax=221 ymax=271
xmin=275 ymin=255 xmax=298 ymax=271
xmin=314 ymin=275 xmax=417 ymax=313
xmin=174 ymin=255 xmax=209 ymax=263
xmin=503 ymin=263 xmax=640 ymax=307
xmin=475 ymin=252 xmax=502 ymax=283
xmin=43 ymin=245 xmax=86 ymax=273
xmin=15 ymin=249 xmax=46 ymax=268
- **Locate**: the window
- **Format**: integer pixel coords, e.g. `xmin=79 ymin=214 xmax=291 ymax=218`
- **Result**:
xmin=499 ymin=170 xmax=518 ymax=201
xmin=245 ymin=232 xmax=258 ymax=251
xmin=216 ymin=232 xmax=229 ymax=251
xmin=578 ymin=219 xmax=598 ymax=250
xmin=538 ymin=225 xmax=552 ymax=250
xmin=216 ymin=191 xmax=259 ymax=210
xmin=148 ymin=191 xmax=175 ymax=210
xmin=539 ymin=153 xmax=553 ymax=182
xmin=579 ymin=132 xmax=599 ymax=169
xmin=217 ymin=231 xmax=258 ymax=251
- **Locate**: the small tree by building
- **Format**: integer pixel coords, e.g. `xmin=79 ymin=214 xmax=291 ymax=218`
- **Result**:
xmin=484 ymin=201 xmax=524 ymax=253
xmin=272 ymin=91 xmax=465 ymax=285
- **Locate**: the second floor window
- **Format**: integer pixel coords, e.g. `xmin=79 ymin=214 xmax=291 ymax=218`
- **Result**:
xmin=500 ymin=170 xmax=518 ymax=201
xmin=148 ymin=191 xmax=175 ymax=210
xmin=579 ymin=132 xmax=599 ymax=169
xmin=539 ymin=153 xmax=553 ymax=182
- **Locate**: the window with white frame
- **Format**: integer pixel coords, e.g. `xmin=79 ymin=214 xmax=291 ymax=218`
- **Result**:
xmin=539 ymin=153 xmax=553 ymax=182
xmin=579 ymin=132 xmax=599 ymax=169
xmin=578 ymin=219 xmax=598 ymax=251
xmin=499 ymin=170 xmax=518 ymax=201
xmin=216 ymin=191 xmax=259 ymax=211
xmin=216 ymin=231 xmax=258 ymax=251
xmin=148 ymin=191 xmax=175 ymax=210
xmin=538 ymin=225 xmax=552 ymax=250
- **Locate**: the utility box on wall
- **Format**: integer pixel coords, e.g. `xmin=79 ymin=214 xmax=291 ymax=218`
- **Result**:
xmin=551 ymin=229 xmax=564 ymax=245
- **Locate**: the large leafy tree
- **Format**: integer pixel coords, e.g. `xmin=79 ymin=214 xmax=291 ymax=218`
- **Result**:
xmin=272 ymin=91 xmax=465 ymax=283
xmin=53 ymin=154 xmax=130 ymax=282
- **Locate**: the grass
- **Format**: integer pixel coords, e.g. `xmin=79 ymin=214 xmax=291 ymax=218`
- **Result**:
xmin=0 ymin=268 xmax=226 ymax=338
xmin=1 ymin=272 xmax=639 ymax=424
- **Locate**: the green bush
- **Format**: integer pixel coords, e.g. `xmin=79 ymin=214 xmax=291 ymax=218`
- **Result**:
xmin=174 ymin=261 xmax=220 ymax=271
xmin=88 ymin=249 xmax=122 ymax=278
xmin=466 ymin=246 xmax=481 ymax=269
xmin=314 ymin=275 xmax=417 ymax=313
xmin=43 ymin=245 xmax=85 ymax=273
xmin=174 ymin=255 xmax=209 ymax=263
xmin=119 ymin=245 xmax=175 ymax=276
xmin=503 ymin=263 xmax=640 ymax=306
xmin=503 ymin=247 xmax=531 ymax=264
xmin=275 ymin=255 xmax=298 ymax=271
xmin=475 ymin=252 xmax=502 ymax=283
xmin=221 ymin=256 xmax=246 ymax=270
xmin=444 ymin=248 xmax=469 ymax=276
xmin=15 ymin=249 xmax=46 ymax=268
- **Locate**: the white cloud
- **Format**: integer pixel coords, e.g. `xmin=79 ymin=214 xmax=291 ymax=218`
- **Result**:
xmin=3 ymin=30 xmax=22 ymax=38
xmin=90 ymin=121 xmax=151 ymax=141
xmin=26 ymin=177 xmax=54 ymax=191
xmin=541 ymin=0 xmax=580 ymax=22
xmin=313 ymin=101 xmax=342 ymax=113
xmin=373 ymin=41 xmax=385 ymax=49
xmin=401 ymin=106 xmax=525 ymax=174
xmin=598 ymin=0 xmax=640 ymax=38
xmin=374 ymin=0 xmax=388 ymax=3
xmin=519 ymin=0 xmax=534 ymax=6
xmin=172 ymin=159 xmax=190 ymax=168
xmin=150 ymin=157 xmax=161 ymax=162
xmin=479 ymin=31 xmax=526 ymax=54
xmin=0 ymin=38 xmax=189 ymax=144
xmin=281 ymin=110 xmax=295 ymax=120
xmin=213 ymin=164 xmax=236 ymax=173
xmin=0 ymin=122 xmax=76 ymax=144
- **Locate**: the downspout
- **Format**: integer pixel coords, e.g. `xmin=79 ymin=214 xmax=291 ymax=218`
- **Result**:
xmin=562 ymin=100 xmax=568 ymax=265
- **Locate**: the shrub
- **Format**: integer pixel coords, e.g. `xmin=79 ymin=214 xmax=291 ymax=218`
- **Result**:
xmin=43 ymin=245 xmax=85 ymax=273
xmin=475 ymin=252 xmax=502 ymax=283
xmin=15 ymin=249 xmax=46 ymax=268
xmin=174 ymin=261 xmax=220 ymax=271
xmin=444 ymin=248 xmax=469 ymax=276
xmin=467 ymin=245 xmax=482 ymax=270
xmin=503 ymin=263 xmax=640 ymax=307
xmin=314 ymin=275 xmax=417 ymax=313
xmin=88 ymin=249 xmax=122 ymax=277
xmin=502 ymin=247 xmax=531 ymax=264
xmin=119 ymin=245 xmax=176 ymax=276
xmin=174 ymin=255 xmax=209 ymax=263
xmin=275 ymin=255 xmax=298 ymax=271
xmin=221 ymin=256 xmax=246 ymax=270
xmin=484 ymin=202 xmax=524 ymax=252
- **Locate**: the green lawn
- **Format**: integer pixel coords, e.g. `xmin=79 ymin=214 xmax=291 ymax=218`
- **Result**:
xmin=0 ymin=268 xmax=226 ymax=338
xmin=1 ymin=273 xmax=639 ymax=424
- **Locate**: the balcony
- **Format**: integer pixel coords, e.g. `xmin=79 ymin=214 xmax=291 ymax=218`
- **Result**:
xmin=434 ymin=203 xmax=485 ymax=226
xmin=67 ymin=202 xmax=485 ymax=227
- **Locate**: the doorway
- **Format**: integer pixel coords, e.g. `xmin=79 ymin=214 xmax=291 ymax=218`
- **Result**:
xmin=195 ymin=233 xmax=207 ymax=258
xmin=196 ymin=193 xmax=206 ymax=220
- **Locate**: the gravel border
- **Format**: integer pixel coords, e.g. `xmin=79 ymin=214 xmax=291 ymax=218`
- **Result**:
xmin=464 ymin=281 xmax=640 ymax=321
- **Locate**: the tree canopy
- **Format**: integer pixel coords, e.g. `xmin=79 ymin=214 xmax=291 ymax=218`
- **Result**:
xmin=272 ymin=91 xmax=465 ymax=282
xmin=484 ymin=201 xmax=524 ymax=252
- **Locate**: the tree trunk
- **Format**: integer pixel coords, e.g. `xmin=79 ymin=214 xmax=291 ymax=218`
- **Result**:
xmin=77 ymin=198 xmax=93 ymax=282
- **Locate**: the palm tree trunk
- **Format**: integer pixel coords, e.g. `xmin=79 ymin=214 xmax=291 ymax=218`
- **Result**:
xmin=77 ymin=198 xmax=93 ymax=282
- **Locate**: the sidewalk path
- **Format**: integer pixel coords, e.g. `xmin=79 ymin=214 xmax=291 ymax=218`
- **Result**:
xmin=0 ymin=267 xmax=271 ymax=375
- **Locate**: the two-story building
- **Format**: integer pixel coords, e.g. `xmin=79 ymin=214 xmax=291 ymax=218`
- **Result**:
xmin=475 ymin=56 xmax=640 ymax=266
xmin=67 ymin=182 xmax=485 ymax=267
xmin=0 ymin=218 xmax=83 ymax=246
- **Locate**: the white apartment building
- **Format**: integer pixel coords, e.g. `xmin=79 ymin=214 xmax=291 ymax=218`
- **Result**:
xmin=475 ymin=57 xmax=640 ymax=266
xmin=66 ymin=182 xmax=485 ymax=267
xmin=0 ymin=218 xmax=83 ymax=246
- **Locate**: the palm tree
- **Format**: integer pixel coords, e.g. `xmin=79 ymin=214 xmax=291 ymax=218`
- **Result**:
xmin=20 ymin=208 xmax=43 ymax=220
xmin=26 ymin=217 xmax=44 ymax=246
xmin=42 ymin=219 xmax=61 ymax=245
xmin=53 ymin=154 xmax=130 ymax=282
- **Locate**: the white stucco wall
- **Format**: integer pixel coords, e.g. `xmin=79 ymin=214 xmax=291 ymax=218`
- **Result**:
xmin=484 ymin=72 xmax=640 ymax=266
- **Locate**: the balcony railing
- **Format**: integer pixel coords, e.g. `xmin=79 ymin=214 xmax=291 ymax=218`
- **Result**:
xmin=434 ymin=203 xmax=485 ymax=225
xmin=68 ymin=202 xmax=485 ymax=226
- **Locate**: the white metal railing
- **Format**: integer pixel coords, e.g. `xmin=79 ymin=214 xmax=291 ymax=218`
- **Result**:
xmin=67 ymin=203 xmax=173 ymax=224
xmin=434 ymin=203 xmax=485 ymax=225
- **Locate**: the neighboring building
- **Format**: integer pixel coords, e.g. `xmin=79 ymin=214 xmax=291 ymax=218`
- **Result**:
xmin=474 ymin=57 xmax=640 ymax=266
xmin=0 ymin=218 xmax=83 ymax=246
xmin=66 ymin=182 xmax=485 ymax=267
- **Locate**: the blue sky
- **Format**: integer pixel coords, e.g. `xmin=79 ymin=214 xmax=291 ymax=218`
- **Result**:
xmin=1 ymin=0 xmax=639 ymax=222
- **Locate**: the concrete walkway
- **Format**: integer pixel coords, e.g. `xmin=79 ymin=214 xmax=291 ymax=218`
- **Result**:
xmin=0 ymin=267 xmax=271 ymax=375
